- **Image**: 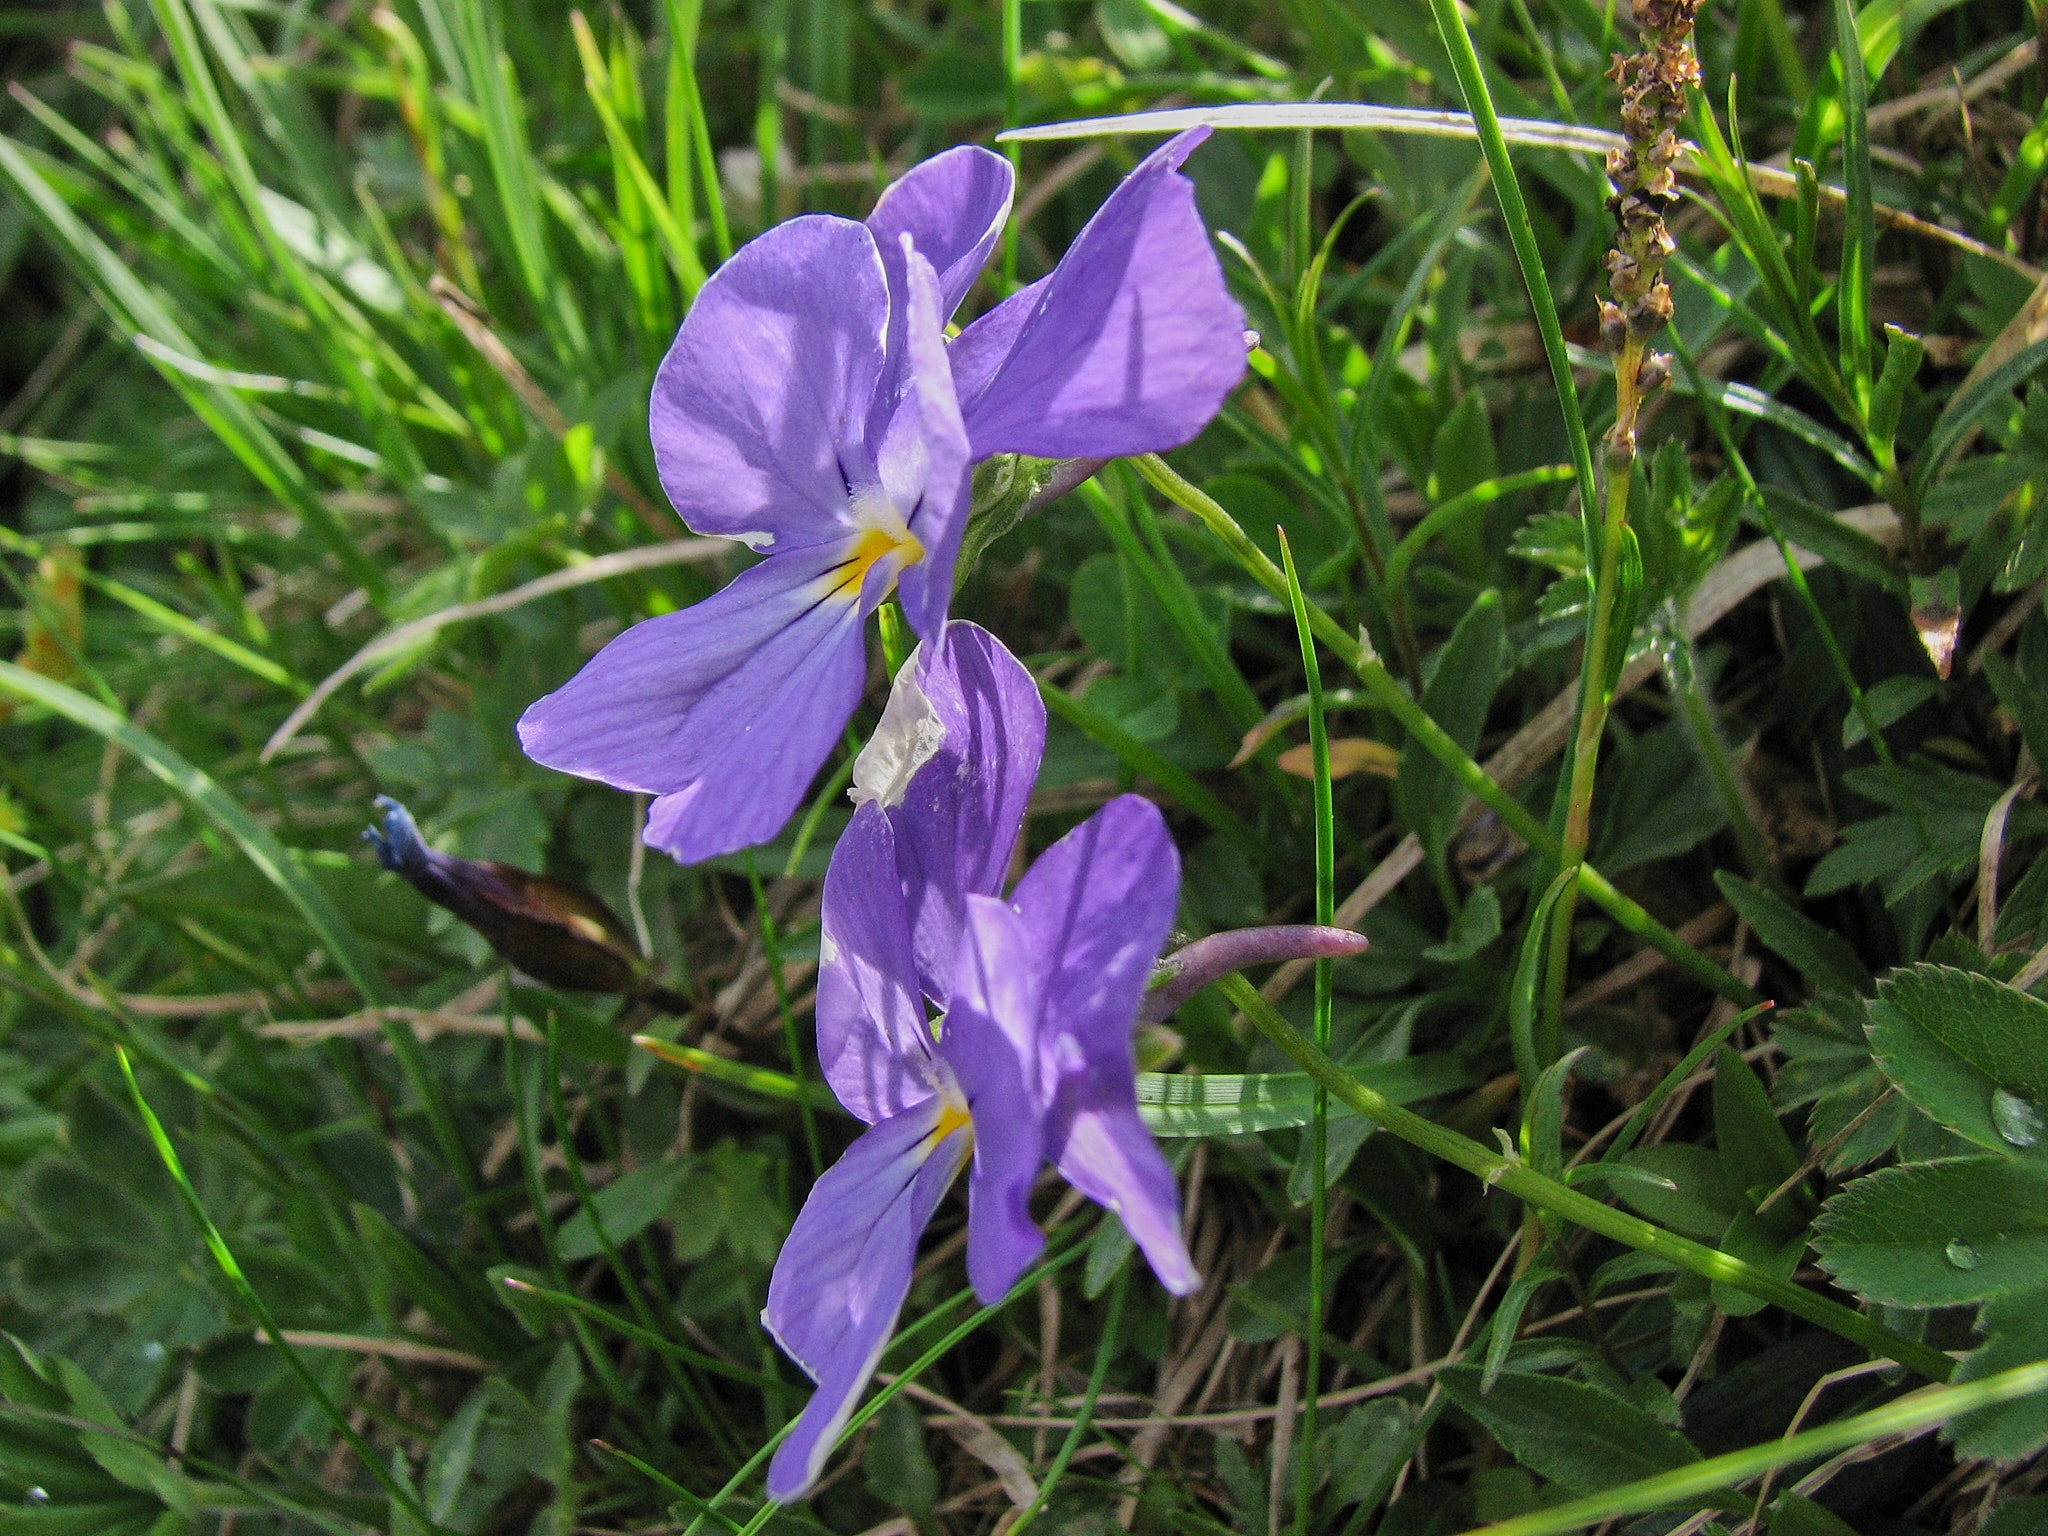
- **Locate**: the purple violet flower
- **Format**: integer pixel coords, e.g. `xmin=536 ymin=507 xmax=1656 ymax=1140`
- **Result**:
xmin=517 ymin=130 xmax=1245 ymax=865
xmin=764 ymin=622 xmax=1196 ymax=1500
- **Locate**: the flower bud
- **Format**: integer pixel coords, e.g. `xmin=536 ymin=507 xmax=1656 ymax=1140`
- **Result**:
xmin=365 ymin=797 xmax=686 ymax=1011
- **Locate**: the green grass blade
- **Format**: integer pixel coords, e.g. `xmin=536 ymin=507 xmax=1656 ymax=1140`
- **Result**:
xmin=0 ymin=133 xmax=385 ymax=597
xmin=1279 ymin=527 xmax=1333 ymax=1536
xmin=1414 ymin=0 xmax=1598 ymax=529
xmin=115 ymin=1047 xmax=450 ymax=1536
xmin=1456 ymin=1361 xmax=2048 ymax=1536
xmin=0 ymin=660 xmax=382 ymax=1000
xmin=1827 ymin=0 xmax=1874 ymax=407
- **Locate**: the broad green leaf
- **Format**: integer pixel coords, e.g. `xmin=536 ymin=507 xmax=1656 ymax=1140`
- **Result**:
xmin=863 ymin=1397 xmax=938 ymax=1517
xmin=1423 ymin=884 xmax=1502 ymax=963
xmin=1136 ymin=1056 xmax=1471 ymax=1137
xmin=1865 ymin=965 xmax=2048 ymax=1164
xmin=1977 ymin=1497 xmax=2048 ymax=1536
xmin=1319 ymin=1399 xmax=1412 ymax=1508
xmin=1813 ymin=1156 xmax=2048 ymax=1306
xmin=1715 ymin=1045 xmax=1806 ymax=1222
xmin=1396 ymin=589 xmax=1504 ymax=876
xmin=1840 ymin=674 xmax=1935 ymax=748
xmin=555 ymin=1157 xmax=695 ymax=1261
xmin=1751 ymin=490 xmax=1897 ymax=589
xmin=1614 ymin=1143 xmax=1740 ymax=1242
xmin=1766 ymin=1491 xmax=1862 ymax=1536
xmin=1437 ymin=1367 xmax=1700 ymax=1495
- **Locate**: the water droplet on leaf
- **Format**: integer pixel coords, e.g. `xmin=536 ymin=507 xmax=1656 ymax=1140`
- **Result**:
xmin=24 ymin=1488 xmax=47 ymax=1506
xmin=1945 ymin=1239 xmax=1980 ymax=1270
xmin=1990 ymin=1087 xmax=2045 ymax=1149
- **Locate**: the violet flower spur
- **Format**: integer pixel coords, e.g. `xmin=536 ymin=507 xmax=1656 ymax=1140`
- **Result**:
xmin=763 ymin=628 xmax=1196 ymax=1500
xmin=517 ymin=130 xmax=1245 ymax=867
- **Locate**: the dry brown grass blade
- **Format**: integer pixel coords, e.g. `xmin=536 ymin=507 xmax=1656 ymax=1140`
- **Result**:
xmin=258 ymin=535 xmax=731 ymax=762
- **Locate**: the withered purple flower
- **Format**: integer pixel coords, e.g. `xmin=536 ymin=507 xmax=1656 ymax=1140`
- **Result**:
xmin=518 ymin=131 xmax=1244 ymax=865
xmin=364 ymin=797 xmax=685 ymax=1011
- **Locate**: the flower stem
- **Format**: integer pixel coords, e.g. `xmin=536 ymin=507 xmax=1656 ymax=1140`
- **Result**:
xmin=1279 ymin=532 xmax=1334 ymax=1536
xmin=1543 ymin=0 xmax=1700 ymax=1049
xmin=1131 ymin=453 xmax=1760 ymax=1011
xmin=1540 ymin=444 xmax=1636 ymax=1060
xmin=1215 ymin=974 xmax=1953 ymax=1383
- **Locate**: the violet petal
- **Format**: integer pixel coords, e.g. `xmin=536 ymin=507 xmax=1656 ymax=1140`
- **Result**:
xmin=949 ymin=128 xmax=1246 ymax=461
xmin=817 ymin=805 xmax=941 ymax=1124
xmin=866 ymin=146 xmax=1012 ymax=393
xmin=941 ymin=894 xmax=1049 ymax=1302
xmin=868 ymin=623 xmax=1043 ymax=1005
xmin=764 ymin=1096 xmax=970 ymax=1500
xmin=881 ymin=244 xmax=972 ymax=640
xmin=1012 ymin=795 xmax=1195 ymax=1292
xmin=651 ymin=214 xmax=887 ymax=550
xmin=518 ymin=541 xmax=867 ymax=864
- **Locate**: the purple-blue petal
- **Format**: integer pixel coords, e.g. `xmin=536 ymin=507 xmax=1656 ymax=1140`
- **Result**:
xmin=764 ymin=1097 xmax=970 ymax=1500
xmin=517 ymin=543 xmax=866 ymax=863
xmin=882 ymin=245 xmax=971 ymax=640
xmin=818 ymin=805 xmax=940 ymax=1125
xmin=1011 ymin=795 xmax=1195 ymax=1292
xmin=941 ymin=894 xmax=1048 ymax=1302
xmin=650 ymin=215 xmax=887 ymax=550
xmin=949 ymin=127 xmax=1246 ymax=461
xmin=1052 ymin=1097 xmax=1198 ymax=1295
xmin=888 ymin=623 xmax=1044 ymax=1004
xmin=867 ymin=145 xmax=1012 ymax=345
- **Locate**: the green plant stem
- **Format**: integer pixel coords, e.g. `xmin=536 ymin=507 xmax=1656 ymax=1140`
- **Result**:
xmin=1279 ymin=532 xmax=1333 ymax=1536
xmin=1214 ymin=974 xmax=1952 ymax=1381
xmin=1541 ymin=449 xmax=1636 ymax=1059
xmin=116 ymin=1048 xmax=450 ymax=1535
xmin=1001 ymin=0 xmax=1023 ymax=287
xmin=1130 ymin=455 xmax=1760 ymax=1010
xmin=1455 ymin=1361 xmax=2048 ymax=1536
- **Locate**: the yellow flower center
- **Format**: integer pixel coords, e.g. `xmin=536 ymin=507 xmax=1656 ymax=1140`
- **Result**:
xmin=928 ymin=1095 xmax=973 ymax=1149
xmin=825 ymin=520 xmax=925 ymax=603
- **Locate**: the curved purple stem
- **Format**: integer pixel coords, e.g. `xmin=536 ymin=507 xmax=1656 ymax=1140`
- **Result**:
xmin=1138 ymin=925 xmax=1369 ymax=1022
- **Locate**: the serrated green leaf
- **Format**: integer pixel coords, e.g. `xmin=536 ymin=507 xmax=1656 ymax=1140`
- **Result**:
xmin=1865 ymin=964 xmax=2048 ymax=1164
xmin=1948 ymin=1285 xmax=2048 ymax=1461
xmin=1813 ymin=1156 xmax=2048 ymax=1307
